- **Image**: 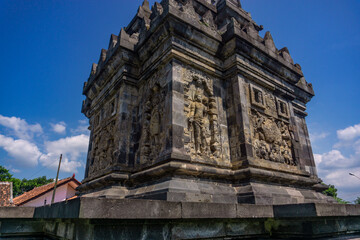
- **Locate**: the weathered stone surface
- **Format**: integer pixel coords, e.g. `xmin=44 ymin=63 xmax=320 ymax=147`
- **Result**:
xmin=0 ymin=206 xmax=34 ymax=218
xmin=182 ymin=202 xmax=236 ymax=219
xmin=78 ymin=0 xmax=330 ymax=205
xmin=237 ymin=204 xmax=274 ymax=218
xmin=79 ymin=198 xmax=182 ymax=219
xmin=1 ymin=200 xmax=360 ymax=239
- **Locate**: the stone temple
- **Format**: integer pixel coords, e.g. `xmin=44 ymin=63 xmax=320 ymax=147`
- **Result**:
xmin=79 ymin=0 xmax=334 ymax=205
xmin=2 ymin=1 xmax=360 ymax=239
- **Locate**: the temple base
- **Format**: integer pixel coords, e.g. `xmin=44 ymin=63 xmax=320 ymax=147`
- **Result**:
xmin=0 ymin=198 xmax=359 ymax=239
xmin=78 ymin=163 xmax=336 ymax=204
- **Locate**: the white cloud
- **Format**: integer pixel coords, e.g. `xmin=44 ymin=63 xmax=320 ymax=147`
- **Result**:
xmin=0 ymin=115 xmax=43 ymax=140
xmin=11 ymin=168 xmax=21 ymax=173
xmin=44 ymin=134 xmax=89 ymax=160
xmin=321 ymin=168 xmax=360 ymax=190
xmin=337 ymin=123 xmax=360 ymax=141
xmin=5 ymin=165 xmax=21 ymax=174
xmin=314 ymin=154 xmax=323 ymax=165
xmin=70 ymin=120 xmax=89 ymax=135
xmin=51 ymin=122 xmax=66 ymax=134
xmin=78 ymin=119 xmax=87 ymax=125
xmin=39 ymin=153 xmax=82 ymax=173
xmin=318 ymin=149 xmax=357 ymax=169
xmin=354 ymin=139 xmax=360 ymax=155
xmin=0 ymin=134 xmax=41 ymax=167
xmin=39 ymin=134 xmax=89 ymax=173
xmin=315 ymin=122 xmax=360 ymax=202
xmin=310 ymin=132 xmax=329 ymax=143
xmin=0 ymin=115 xmax=88 ymax=174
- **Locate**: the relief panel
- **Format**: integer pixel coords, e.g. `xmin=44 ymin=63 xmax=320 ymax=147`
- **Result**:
xmin=249 ymin=84 xmax=296 ymax=166
xmin=250 ymin=110 xmax=295 ymax=166
xmin=135 ymin=67 xmax=170 ymax=166
xmin=88 ymin=120 xmax=118 ymax=175
xmin=183 ymin=68 xmax=230 ymax=166
xmin=138 ymin=83 xmax=166 ymax=164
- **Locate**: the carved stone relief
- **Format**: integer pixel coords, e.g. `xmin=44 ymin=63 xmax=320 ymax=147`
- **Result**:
xmin=250 ymin=84 xmax=265 ymax=109
xmin=249 ymin=83 xmax=295 ymax=166
xmin=88 ymin=120 xmax=118 ymax=175
xmin=251 ymin=110 xmax=296 ymax=166
xmin=276 ymin=98 xmax=290 ymax=119
xmin=184 ymin=71 xmax=223 ymax=163
xmin=138 ymin=83 xmax=166 ymax=164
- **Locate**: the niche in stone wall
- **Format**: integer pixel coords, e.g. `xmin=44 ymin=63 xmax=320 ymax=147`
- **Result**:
xmin=250 ymin=84 xmax=266 ymax=109
xmin=276 ymin=97 xmax=290 ymax=119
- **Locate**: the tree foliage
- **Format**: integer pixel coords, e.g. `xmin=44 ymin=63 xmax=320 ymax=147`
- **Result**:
xmin=323 ymin=184 xmax=350 ymax=204
xmin=0 ymin=165 xmax=53 ymax=197
xmin=354 ymin=197 xmax=360 ymax=204
xmin=0 ymin=165 xmax=12 ymax=181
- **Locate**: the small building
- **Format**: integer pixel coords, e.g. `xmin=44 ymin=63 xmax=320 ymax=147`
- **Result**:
xmin=0 ymin=182 xmax=13 ymax=207
xmin=13 ymin=175 xmax=81 ymax=207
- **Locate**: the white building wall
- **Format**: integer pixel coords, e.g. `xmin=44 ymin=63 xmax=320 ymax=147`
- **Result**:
xmin=22 ymin=184 xmax=74 ymax=207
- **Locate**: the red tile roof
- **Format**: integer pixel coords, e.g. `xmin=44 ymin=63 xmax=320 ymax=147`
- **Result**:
xmin=13 ymin=176 xmax=81 ymax=206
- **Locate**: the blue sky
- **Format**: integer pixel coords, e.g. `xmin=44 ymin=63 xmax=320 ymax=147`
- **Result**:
xmin=0 ymin=0 xmax=359 ymax=202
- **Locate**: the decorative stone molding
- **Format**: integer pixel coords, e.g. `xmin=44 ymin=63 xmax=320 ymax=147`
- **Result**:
xmin=276 ymin=97 xmax=290 ymax=119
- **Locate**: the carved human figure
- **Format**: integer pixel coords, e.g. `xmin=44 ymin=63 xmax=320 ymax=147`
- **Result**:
xmin=278 ymin=121 xmax=291 ymax=140
xmin=141 ymin=110 xmax=151 ymax=157
xmin=189 ymin=93 xmax=208 ymax=154
xmin=254 ymin=139 xmax=269 ymax=160
xmin=184 ymin=74 xmax=221 ymax=160
xmin=140 ymin=84 xmax=164 ymax=163
xmin=270 ymin=145 xmax=284 ymax=163
xmin=283 ymin=148 xmax=293 ymax=165
xmin=149 ymin=85 xmax=161 ymax=149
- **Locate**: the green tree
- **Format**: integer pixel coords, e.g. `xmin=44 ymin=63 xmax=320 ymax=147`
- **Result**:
xmin=354 ymin=197 xmax=360 ymax=204
xmin=0 ymin=165 xmax=53 ymax=197
xmin=0 ymin=165 xmax=13 ymax=181
xmin=323 ymin=184 xmax=350 ymax=204
xmin=11 ymin=178 xmax=22 ymax=197
xmin=19 ymin=176 xmax=53 ymax=195
xmin=323 ymin=184 xmax=338 ymax=198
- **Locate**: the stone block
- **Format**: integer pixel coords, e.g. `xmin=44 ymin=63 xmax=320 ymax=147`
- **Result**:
xmin=0 ymin=219 xmax=44 ymax=236
xmin=79 ymin=198 xmax=181 ymax=219
xmin=34 ymin=198 xmax=80 ymax=219
xmin=237 ymin=204 xmax=274 ymax=218
xmin=0 ymin=207 xmax=34 ymax=219
xmin=346 ymin=204 xmax=360 ymax=216
xmin=181 ymin=202 xmax=236 ymax=219
xmin=226 ymin=220 xmax=267 ymax=237
xmin=273 ymin=203 xmax=317 ymax=218
xmin=171 ymin=221 xmax=226 ymax=240
xmin=315 ymin=203 xmax=347 ymax=217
